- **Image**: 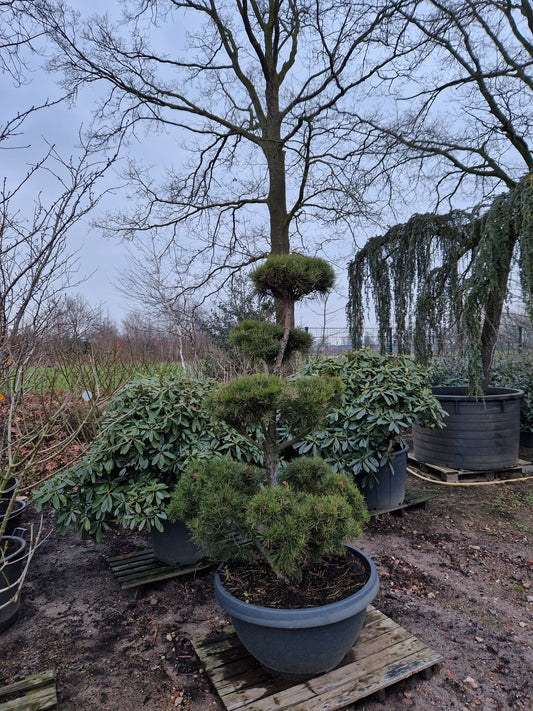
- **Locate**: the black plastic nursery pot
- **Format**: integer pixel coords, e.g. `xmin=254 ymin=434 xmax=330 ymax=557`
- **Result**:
xmin=214 ymin=545 xmax=379 ymax=681
xmin=0 ymin=499 xmax=27 ymax=536
xmin=413 ymin=387 xmax=523 ymax=471
xmin=151 ymin=518 xmax=204 ymax=566
xmin=358 ymin=444 xmax=408 ymax=511
xmin=0 ymin=534 xmax=28 ymax=633
xmin=520 ymin=430 xmax=533 ymax=449
xmin=0 ymin=478 xmax=19 ymax=505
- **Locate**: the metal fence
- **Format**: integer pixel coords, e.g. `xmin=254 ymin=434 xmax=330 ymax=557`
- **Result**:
xmin=303 ymin=325 xmax=533 ymax=355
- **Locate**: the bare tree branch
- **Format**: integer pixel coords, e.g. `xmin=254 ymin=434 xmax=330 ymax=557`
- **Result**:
xmin=357 ymin=0 xmax=533 ymax=205
xmin=34 ymin=0 xmax=411 ymax=316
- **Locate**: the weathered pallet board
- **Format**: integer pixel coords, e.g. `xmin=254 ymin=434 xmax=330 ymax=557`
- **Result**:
xmin=0 ymin=670 xmax=57 ymax=711
xmin=192 ymin=606 xmax=442 ymax=711
xmin=408 ymin=454 xmax=533 ymax=483
xmin=367 ymin=490 xmax=431 ymax=518
xmin=107 ymin=549 xmax=213 ymax=589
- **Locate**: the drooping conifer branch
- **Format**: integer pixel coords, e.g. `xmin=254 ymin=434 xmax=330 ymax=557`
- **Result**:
xmin=347 ymin=174 xmax=533 ymax=394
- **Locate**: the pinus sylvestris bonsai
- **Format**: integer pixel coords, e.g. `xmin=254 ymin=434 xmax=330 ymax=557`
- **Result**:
xmin=168 ymin=254 xmax=369 ymax=586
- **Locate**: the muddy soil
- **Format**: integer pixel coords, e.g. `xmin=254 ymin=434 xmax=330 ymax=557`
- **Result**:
xmin=1 ymin=452 xmax=533 ymax=711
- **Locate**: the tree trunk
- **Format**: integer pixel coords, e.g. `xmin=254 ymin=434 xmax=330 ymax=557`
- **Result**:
xmin=479 ymin=240 xmax=515 ymax=394
xmin=264 ymin=444 xmax=280 ymax=487
xmin=479 ymin=288 xmax=508 ymax=394
xmin=264 ymin=144 xmax=293 ymax=326
xmin=266 ymin=145 xmax=290 ymax=257
xmin=273 ymin=299 xmax=292 ymax=374
xmin=262 ymin=58 xmax=292 ymax=326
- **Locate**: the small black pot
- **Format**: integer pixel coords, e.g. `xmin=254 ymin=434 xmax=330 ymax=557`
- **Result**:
xmin=358 ymin=444 xmax=408 ymax=511
xmin=151 ymin=518 xmax=204 ymax=566
xmin=0 ymin=499 xmax=27 ymax=536
xmin=214 ymin=545 xmax=379 ymax=680
xmin=0 ymin=478 xmax=19 ymax=507
xmin=520 ymin=430 xmax=533 ymax=449
xmin=0 ymin=534 xmax=28 ymax=632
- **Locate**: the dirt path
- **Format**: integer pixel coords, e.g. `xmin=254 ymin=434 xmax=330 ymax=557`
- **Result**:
xmin=1 ymin=460 xmax=533 ymax=710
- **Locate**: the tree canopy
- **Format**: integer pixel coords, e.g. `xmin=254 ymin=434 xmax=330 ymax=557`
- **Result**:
xmin=357 ymin=0 xmax=533 ymax=204
xmin=34 ymin=0 xmax=410 ymax=309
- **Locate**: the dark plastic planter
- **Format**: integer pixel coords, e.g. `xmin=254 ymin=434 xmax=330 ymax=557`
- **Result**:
xmin=358 ymin=444 xmax=408 ymax=511
xmin=214 ymin=545 xmax=379 ymax=680
xmin=0 ymin=534 xmax=28 ymax=632
xmin=0 ymin=478 xmax=19 ymax=505
xmin=520 ymin=430 xmax=533 ymax=449
xmin=151 ymin=518 xmax=204 ymax=566
xmin=413 ymin=387 xmax=523 ymax=471
xmin=0 ymin=500 xmax=27 ymax=536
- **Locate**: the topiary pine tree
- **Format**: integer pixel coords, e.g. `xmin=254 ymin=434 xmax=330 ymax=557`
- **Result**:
xmin=168 ymin=254 xmax=369 ymax=585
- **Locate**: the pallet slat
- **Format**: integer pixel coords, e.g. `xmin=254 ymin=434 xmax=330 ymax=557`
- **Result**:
xmin=106 ymin=549 xmax=212 ymax=588
xmin=192 ymin=606 xmax=442 ymax=711
xmin=0 ymin=671 xmax=57 ymax=711
xmin=367 ymin=490 xmax=431 ymax=518
xmin=408 ymin=454 xmax=533 ymax=483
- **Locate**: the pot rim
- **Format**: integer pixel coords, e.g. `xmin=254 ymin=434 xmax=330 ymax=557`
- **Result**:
xmin=0 ymin=499 xmax=27 ymax=515
xmin=214 ymin=544 xmax=379 ymax=629
xmin=432 ymin=386 xmax=523 ymax=402
xmin=0 ymin=534 xmax=28 ymax=565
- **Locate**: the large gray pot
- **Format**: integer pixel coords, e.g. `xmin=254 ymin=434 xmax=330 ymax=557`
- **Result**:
xmin=151 ymin=518 xmax=204 ymax=566
xmin=413 ymin=387 xmax=523 ymax=471
xmin=0 ymin=534 xmax=27 ymax=632
xmin=214 ymin=545 xmax=379 ymax=680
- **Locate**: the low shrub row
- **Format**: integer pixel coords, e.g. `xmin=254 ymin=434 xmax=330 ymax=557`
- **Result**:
xmin=33 ymin=349 xmax=444 ymax=537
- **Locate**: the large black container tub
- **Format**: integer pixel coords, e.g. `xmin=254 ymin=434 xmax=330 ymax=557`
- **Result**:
xmin=413 ymin=387 xmax=523 ymax=471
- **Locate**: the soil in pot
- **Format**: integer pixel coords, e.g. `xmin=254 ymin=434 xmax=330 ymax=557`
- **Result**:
xmin=220 ymin=551 xmax=369 ymax=609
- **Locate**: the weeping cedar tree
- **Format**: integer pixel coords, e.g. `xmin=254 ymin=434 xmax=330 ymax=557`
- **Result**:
xmin=168 ymin=254 xmax=369 ymax=585
xmin=347 ymin=174 xmax=533 ymax=395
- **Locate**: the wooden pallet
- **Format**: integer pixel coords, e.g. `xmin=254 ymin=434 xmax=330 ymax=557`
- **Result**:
xmin=408 ymin=454 xmax=533 ymax=483
xmin=107 ymin=549 xmax=213 ymax=589
xmin=0 ymin=670 xmax=57 ymax=711
xmin=192 ymin=606 xmax=442 ymax=710
xmin=367 ymin=490 xmax=431 ymax=518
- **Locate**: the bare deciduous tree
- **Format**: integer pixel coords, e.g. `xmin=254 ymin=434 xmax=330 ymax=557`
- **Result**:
xmin=36 ymin=0 xmax=410 ymax=317
xmin=358 ymin=0 xmax=533 ymax=205
xmin=0 ymin=3 xmax=119 ymax=617
xmin=1 ymin=1 xmax=117 ymax=515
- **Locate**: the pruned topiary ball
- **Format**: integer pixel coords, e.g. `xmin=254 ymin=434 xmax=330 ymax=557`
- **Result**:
xmin=229 ymin=318 xmax=313 ymax=365
xmin=251 ymin=254 xmax=335 ymax=303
